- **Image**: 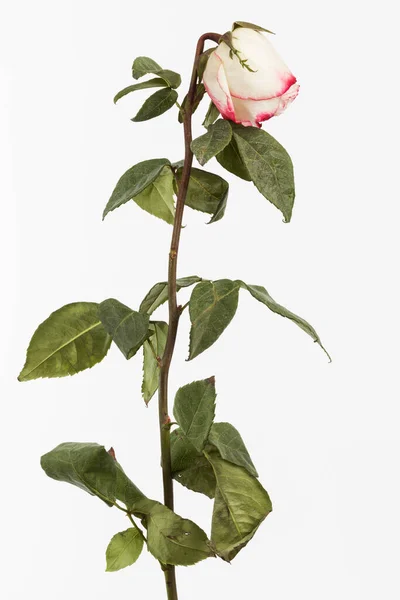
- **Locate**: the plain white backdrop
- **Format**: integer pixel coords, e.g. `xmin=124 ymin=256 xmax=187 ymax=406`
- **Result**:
xmin=1 ymin=1 xmax=399 ymax=598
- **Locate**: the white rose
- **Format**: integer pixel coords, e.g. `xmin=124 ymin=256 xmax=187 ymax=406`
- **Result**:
xmin=203 ymin=27 xmax=299 ymax=128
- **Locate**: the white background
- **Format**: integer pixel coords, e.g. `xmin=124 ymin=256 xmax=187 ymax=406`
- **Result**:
xmin=1 ymin=1 xmax=399 ymax=598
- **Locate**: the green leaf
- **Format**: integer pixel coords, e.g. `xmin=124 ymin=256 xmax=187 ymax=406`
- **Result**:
xmin=188 ymin=280 xmax=240 ymax=360
xmin=176 ymin=167 xmax=229 ymax=223
xmin=103 ymin=158 xmax=171 ymax=219
xmin=239 ymin=282 xmax=331 ymax=360
xmin=232 ymin=21 xmax=275 ymax=34
xmin=178 ymin=83 xmax=206 ymax=124
xmin=145 ymin=503 xmax=213 ymax=566
xmin=98 ymin=299 xmax=150 ymax=360
xmin=216 ymin=136 xmax=251 ymax=181
xmin=173 ymin=377 xmax=216 ymax=452
xmin=106 ymin=528 xmax=144 ymax=572
xmin=133 ymin=166 xmax=175 ymax=225
xmin=139 ymin=275 xmax=202 ymax=315
xmin=18 ymin=302 xmax=111 ymax=382
xmin=40 ymin=443 xmax=117 ymax=506
xmin=142 ymin=321 xmax=168 ymax=404
xmin=132 ymin=88 xmax=178 ymax=122
xmin=205 ymin=451 xmax=272 ymax=561
xmin=171 ymin=428 xmax=216 ymax=498
xmin=208 ymin=422 xmax=258 ymax=477
xmin=191 ymin=120 xmax=232 ymax=166
xmin=231 ymin=123 xmax=295 ymax=222
xmin=114 ymin=462 xmax=156 ymax=516
xmin=114 ymin=78 xmax=168 ymax=104
xmin=202 ymin=102 xmax=220 ymax=128
xmin=131 ymin=57 xmax=181 ymax=89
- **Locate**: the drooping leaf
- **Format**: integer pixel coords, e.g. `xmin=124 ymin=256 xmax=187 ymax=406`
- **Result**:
xmin=173 ymin=377 xmax=216 ymax=452
xmin=114 ymin=462 xmax=150 ymax=514
xmin=105 ymin=528 xmax=144 ymax=572
xmin=203 ymin=102 xmax=220 ymax=128
xmin=176 ymin=167 xmax=229 ymax=223
xmin=139 ymin=275 xmax=202 ymax=315
xmin=231 ymin=123 xmax=295 ymax=222
xmin=141 ymin=321 xmax=168 ymax=404
xmin=171 ymin=429 xmax=216 ymax=498
xmin=103 ymin=158 xmax=171 ymax=219
xmin=239 ymin=282 xmax=331 ymax=360
xmin=132 ymin=88 xmax=178 ymax=122
xmin=205 ymin=451 xmax=272 ymax=561
xmin=232 ymin=21 xmax=275 ymax=34
xmin=208 ymin=422 xmax=258 ymax=477
xmin=131 ymin=57 xmax=181 ymax=89
xmin=178 ymin=83 xmax=206 ymax=124
xmin=216 ymin=136 xmax=251 ymax=181
xmin=188 ymin=279 xmax=240 ymax=360
xmin=114 ymin=78 xmax=168 ymax=104
xmin=191 ymin=120 xmax=232 ymax=166
xmin=145 ymin=503 xmax=213 ymax=566
xmin=98 ymin=299 xmax=150 ymax=360
xmin=18 ymin=302 xmax=111 ymax=382
xmin=133 ymin=166 xmax=175 ymax=224
xmin=40 ymin=443 xmax=117 ymax=506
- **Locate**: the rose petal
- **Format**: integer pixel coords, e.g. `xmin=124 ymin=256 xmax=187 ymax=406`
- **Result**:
xmin=216 ymin=28 xmax=296 ymax=101
xmin=203 ymin=51 xmax=236 ymax=121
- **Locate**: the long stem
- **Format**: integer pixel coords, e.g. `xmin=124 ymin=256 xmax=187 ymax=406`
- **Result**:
xmin=158 ymin=32 xmax=221 ymax=600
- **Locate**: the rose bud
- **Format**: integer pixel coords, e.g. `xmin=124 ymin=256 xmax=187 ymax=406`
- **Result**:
xmin=203 ymin=27 xmax=299 ymax=128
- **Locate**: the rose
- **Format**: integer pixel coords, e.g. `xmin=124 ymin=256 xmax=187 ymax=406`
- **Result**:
xmin=203 ymin=27 xmax=299 ymax=128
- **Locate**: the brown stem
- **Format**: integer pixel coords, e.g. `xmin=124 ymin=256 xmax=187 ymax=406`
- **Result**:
xmin=158 ymin=31 xmax=220 ymax=600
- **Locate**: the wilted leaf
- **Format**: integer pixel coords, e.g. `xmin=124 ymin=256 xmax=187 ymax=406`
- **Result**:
xmin=103 ymin=158 xmax=171 ymax=218
xmin=139 ymin=276 xmax=202 ymax=315
xmin=99 ymin=299 xmax=150 ymax=359
xmin=178 ymin=83 xmax=206 ymax=124
xmin=145 ymin=503 xmax=213 ymax=566
xmin=239 ymin=282 xmax=331 ymax=359
xmin=176 ymin=167 xmax=229 ymax=223
xmin=208 ymin=422 xmax=258 ymax=477
xmin=188 ymin=280 xmax=240 ymax=359
xmin=18 ymin=302 xmax=111 ymax=381
xmin=173 ymin=377 xmax=216 ymax=452
xmin=114 ymin=78 xmax=168 ymax=104
xmin=216 ymin=136 xmax=251 ymax=181
xmin=40 ymin=442 xmax=117 ymax=506
xmin=131 ymin=56 xmax=181 ymax=88
xmin=132 ymin=88 xmax=178 ymax=122
xmin=171 ymin=429 xmax=216 ymax=498
xmin=191 ymin=120 xmax=232 ymax=166
xmin=206 ymin=451 xmax=272 ymax=561
xmin=133 ymin=166 xmax=175 ymax=224
xmin=231 ymin=123 xmax=295 ymax=222
xmin=142 ymin=321 xmax=168 ymax=404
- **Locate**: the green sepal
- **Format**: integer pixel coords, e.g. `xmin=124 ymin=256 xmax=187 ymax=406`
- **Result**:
xmin=98 ymin=299 xmax=150 ymax=360
xmin=232 ymin=21 xmax=275 ymax=34
xmin=197 ymin=48 xmax=215 ymax=82
xmin=131 ymin=88 xmax=178 ymax=122
xmin=18 ymin=302 xmax=111 ymax=381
